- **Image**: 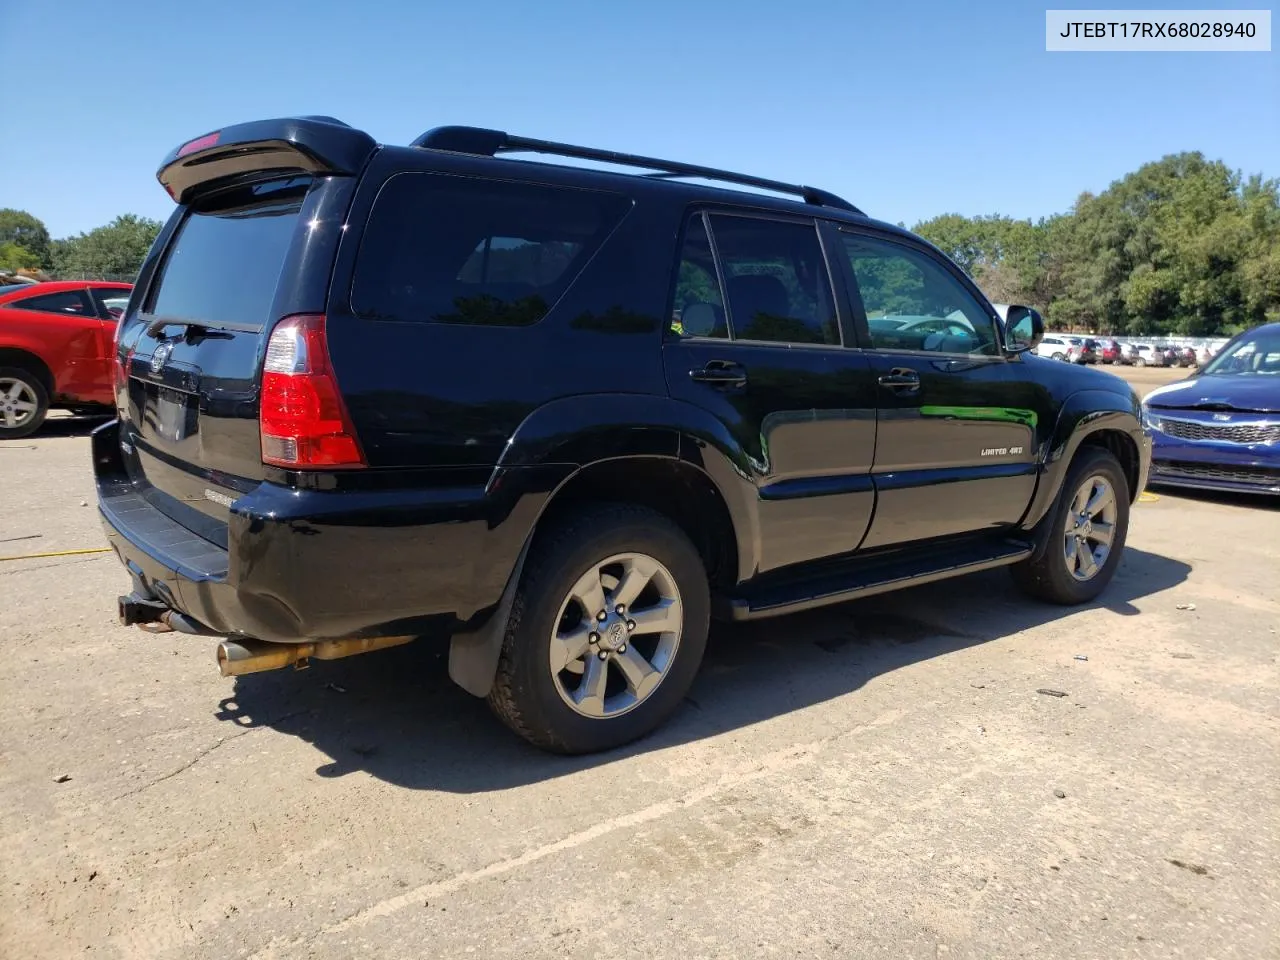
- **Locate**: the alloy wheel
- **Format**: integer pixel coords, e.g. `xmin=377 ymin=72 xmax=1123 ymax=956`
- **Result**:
xmin=0 ymin=378 xmax=39 ymax=430
xmin=1063 ymin=475 xmax=1118 ymax=582
xmin=549 ymin=552 xmax=683 ymax=719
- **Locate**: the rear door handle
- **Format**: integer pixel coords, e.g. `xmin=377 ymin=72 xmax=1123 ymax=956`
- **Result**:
xmin=689 ymin=361 xmax=747 ymax=388
xmin=878 ymin=367 xmax=920 ymax=392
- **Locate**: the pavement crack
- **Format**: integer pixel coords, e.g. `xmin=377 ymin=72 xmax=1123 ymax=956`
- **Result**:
xmin=110 ymin=708 xmax=308 ymax=802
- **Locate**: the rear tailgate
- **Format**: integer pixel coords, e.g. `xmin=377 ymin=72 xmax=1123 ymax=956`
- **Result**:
xmin=114 ymin=119 xmax=374 ymax=546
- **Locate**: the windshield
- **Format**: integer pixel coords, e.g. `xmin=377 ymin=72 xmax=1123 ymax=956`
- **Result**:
xmin=1201 ymin=328 xmax=1280 ymax=376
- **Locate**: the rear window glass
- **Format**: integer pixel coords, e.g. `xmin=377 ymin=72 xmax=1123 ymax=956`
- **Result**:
xmin=13 ymin=290 xmax=94 ymax=316
xmin=144 ymin=177 xmax=309 ymax=329
xmin=351 ymin=173 xmax=630 ymax=326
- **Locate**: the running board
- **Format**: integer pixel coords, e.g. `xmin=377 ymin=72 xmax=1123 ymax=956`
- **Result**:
xmin=728 ymin=540 xmax=1033 ymax=621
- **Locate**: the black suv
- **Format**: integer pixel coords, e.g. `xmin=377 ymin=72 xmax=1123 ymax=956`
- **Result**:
xmin=99 ymin=117 xmax=1151 ymax=754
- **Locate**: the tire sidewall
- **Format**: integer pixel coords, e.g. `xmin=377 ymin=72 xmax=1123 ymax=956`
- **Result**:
xmin=1039 ymin=449 xmax=1131 ymax=603
xmin=0 ymin=367 xmax=49 ymax=440
xmin=497 ymin=508 xmax=709 ymax=754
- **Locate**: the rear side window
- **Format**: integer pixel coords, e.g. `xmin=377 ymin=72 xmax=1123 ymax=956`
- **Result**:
xmin=145 ymin=177 xmax=309 ymax=329
xmin=708 ymin=215 xmax=838 ymax=345
xmin=351 ymin=173 xmax=630 ymax=326
xmin=12 ymin=290 xmax=94 ymax=316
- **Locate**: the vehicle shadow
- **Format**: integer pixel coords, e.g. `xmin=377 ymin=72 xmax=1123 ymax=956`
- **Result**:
xmin=34 ymin=413 xmax=113 ymax=439
xmin=216 ymin=547 xmax=1190 ymax=793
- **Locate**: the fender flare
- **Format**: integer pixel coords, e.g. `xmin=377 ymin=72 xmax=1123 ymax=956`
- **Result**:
xmin=493 ymin=392 xmax=761 ymax=580
xmin=448 ymin=392 xmax=761 ymax=697
xmin=1024 ymin=388 xmax=1145 ymax=558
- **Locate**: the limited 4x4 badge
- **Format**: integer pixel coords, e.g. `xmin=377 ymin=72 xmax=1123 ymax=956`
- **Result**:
xmin=981 ymin=446 xmax=1025 ymax=456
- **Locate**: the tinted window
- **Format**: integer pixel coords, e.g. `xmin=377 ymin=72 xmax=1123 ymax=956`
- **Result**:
xmin=707 ymin=215 xmax=838 ymax=345
xmin=352 ymin=173 xmax=630 ymax=327
xmin=843 ymin=234 xmax=998 ymax=356
xmin=670 ymin=214 xmax=727 ymax=339
xmin=145 ymin=177 xmax=308 ymax=329
xmin=13 ymin=290 xmax=93 ymax=317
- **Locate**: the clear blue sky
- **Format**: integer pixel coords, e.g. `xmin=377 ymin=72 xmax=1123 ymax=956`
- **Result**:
xmin=2 ymin=0 xmax=1276 ymax=238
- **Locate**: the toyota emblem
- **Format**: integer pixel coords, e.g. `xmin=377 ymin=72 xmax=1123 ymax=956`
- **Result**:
xmin=150 ymin=341 xmax=173 ymax=376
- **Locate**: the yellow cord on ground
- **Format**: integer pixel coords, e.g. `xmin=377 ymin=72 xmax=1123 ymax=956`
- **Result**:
xmin=0 ymin=547 xmax=112 ymax=562
xmin=1138 ymin=491 xmax=1160 ymax=503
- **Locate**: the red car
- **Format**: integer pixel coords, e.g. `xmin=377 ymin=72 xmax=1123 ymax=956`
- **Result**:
xmin=0 ymin=280 xmax=132 ymax=438
xmin=1098 ymin=338 xmax=1121 ymax=364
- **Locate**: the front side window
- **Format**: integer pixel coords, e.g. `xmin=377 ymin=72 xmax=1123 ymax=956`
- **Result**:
xmin=708 ymin=215 xmax=838 ymax=345
xmin=352 ymin=173 xmax=630 ymax=327
xmin=842 ymin=234 xmax=999 ymax=356
xmin=12 ymin=290 xmax=93 ymax=317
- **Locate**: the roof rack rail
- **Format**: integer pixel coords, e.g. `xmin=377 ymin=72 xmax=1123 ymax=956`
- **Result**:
xmin=411 ymin=126 xmax=863 ymax=215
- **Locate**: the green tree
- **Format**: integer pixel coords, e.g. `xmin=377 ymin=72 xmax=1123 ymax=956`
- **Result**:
xmin=0 ymin=209 xmax=52 ymax=269
xmin=52 ymin=214 xmax=162 ymax=280
xmin=0 ymin=241 xmax=41 ymax=272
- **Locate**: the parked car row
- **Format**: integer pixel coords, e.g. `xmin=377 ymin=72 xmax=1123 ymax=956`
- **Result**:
xmin=1032 ymin=335 xmax=1223 ymax=368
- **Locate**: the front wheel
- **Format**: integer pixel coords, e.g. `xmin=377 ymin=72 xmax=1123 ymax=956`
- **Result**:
xmin=0 ymin=368 xmax=49 ymax=440
xmin=1011 ymin=447 xmax=1130 ymax=605
xmin=1051 ymin=352 xmax=1066 ymax=362
xmin=488 ymin=504 xmax=710 ymax=754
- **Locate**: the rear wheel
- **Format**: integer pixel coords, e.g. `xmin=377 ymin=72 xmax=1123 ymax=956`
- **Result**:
xmin=488 ymin=504 xmax=710 ymax=754
xmin=1012 ymin=447 xmax=1130 ymax=605
xmin=1051 ymin=352 xmax=1066 ymax=362
xmin=0 ymin=368 xmax=49 ymax=440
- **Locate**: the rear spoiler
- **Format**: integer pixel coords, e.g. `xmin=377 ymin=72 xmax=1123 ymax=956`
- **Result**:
xmin=157 ymin=116 xmax=377 ymax=204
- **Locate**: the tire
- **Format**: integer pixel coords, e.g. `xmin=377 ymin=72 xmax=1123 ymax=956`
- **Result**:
xmin=1051 ymin=352 xmax=1065 ymax=362
xmin=1135 ymin=358 xmax=1147 ymax=368
xmin=488 ymin=503 xmax=710 ymax=754
xmin=0 ymin=367 xmax=49 ymax=440
xmin=1011 ymin=447 xmax=1130 ymax=605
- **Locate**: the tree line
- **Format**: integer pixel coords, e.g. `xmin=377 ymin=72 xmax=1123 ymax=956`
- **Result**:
xmin=4 ymin=149 xmax=1277 ymax=336
xmin=0 ymin=209 xmax=162 ymax=282
xmin=913 ymin=152 xmax=1279 ymax=336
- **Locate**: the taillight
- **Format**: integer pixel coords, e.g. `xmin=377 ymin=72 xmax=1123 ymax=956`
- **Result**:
xmin=259 ymin=314 xmax=365 ymax=469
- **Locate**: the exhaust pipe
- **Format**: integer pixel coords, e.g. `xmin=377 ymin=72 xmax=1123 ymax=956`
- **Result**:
xmin=217 ymin=634 xmax=416 ymax=677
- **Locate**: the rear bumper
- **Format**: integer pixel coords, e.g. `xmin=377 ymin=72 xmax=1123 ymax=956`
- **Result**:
xmin=94 ymin=421 xmax=556 ymax=643
xmin=1149 ymin=433 xmax=1280 ymax=496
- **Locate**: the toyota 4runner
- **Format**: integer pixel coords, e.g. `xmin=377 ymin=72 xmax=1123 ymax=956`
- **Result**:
xmin=98 ymin=117 xmax=1151 ymax=754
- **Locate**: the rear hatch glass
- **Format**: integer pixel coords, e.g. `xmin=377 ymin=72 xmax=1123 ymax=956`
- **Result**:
xmin=119 ymin=177 xmax=313 ymax=542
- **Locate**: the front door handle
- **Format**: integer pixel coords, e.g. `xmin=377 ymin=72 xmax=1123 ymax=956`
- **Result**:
xmin=878 ymin=367 xmax=920 ymax=392
xmin=689 ymin=361 xmax=747 ymax=388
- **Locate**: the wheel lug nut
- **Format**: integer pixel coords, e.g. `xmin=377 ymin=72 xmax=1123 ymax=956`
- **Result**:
xmin=589 ymin=632 xmax=599 ymax=643
xmin=615 ymin=604 xmax=626 ymax=615
xmin=597 ymin=610 xmax=608 ymax=622
xmin=618 ymin=644 xmax=627 ymax=654
xmin=626 ymin=620 xmax=636 ymax=631
xmin=598 ymin=650 xmax=609 ymax=660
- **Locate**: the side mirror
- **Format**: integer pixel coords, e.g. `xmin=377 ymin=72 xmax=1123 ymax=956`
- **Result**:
xmin=1003 ymin=305 xmax=1044 ymax=354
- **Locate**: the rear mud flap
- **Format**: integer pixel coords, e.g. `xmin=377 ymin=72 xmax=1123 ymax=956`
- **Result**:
xmin=447 ymin=536 xmax=532 ymax=698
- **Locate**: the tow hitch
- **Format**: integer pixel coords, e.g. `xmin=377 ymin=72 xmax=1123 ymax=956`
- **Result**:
xmin=118 ymin=593 xmax=219 ymax=635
